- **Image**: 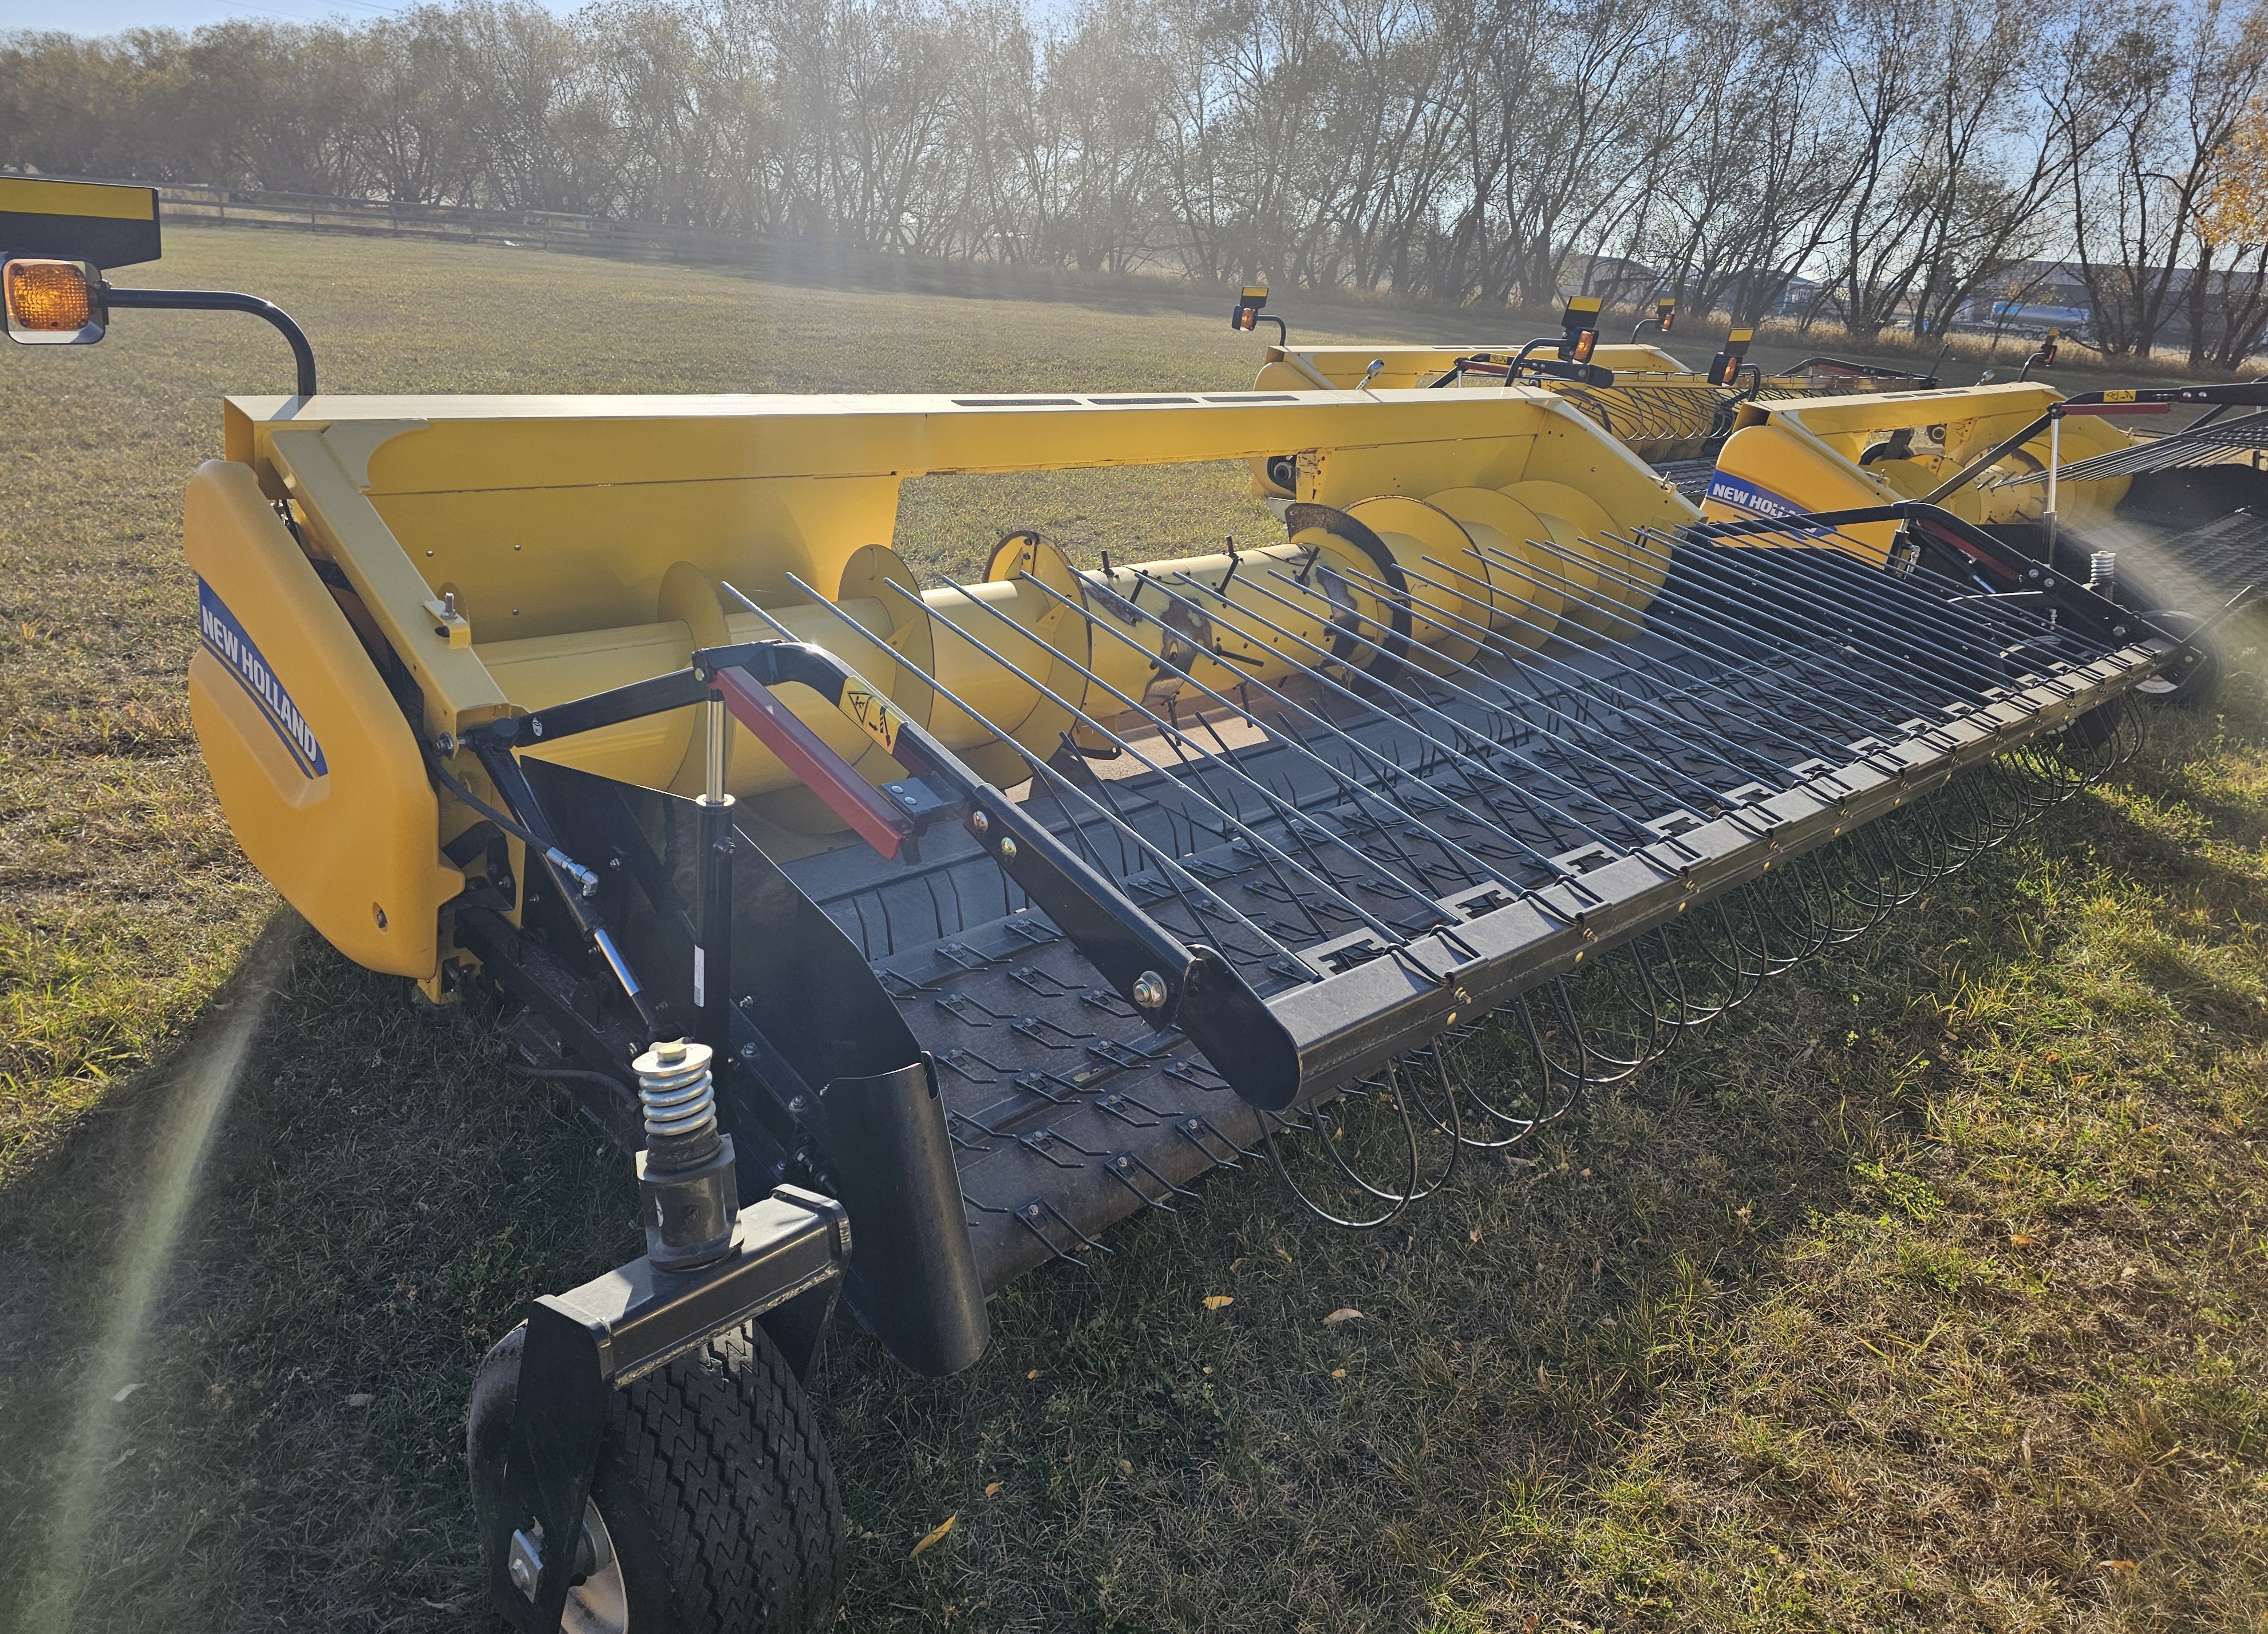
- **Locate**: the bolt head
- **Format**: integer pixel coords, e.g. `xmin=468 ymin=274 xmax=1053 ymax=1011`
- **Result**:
xmin=1131 ymin=970 xmax=1169 ymax=1011
xmin=654 ymin=1039 xmax=689 ymax=1065
xmin=508 ymin=1557 xmax=534 ymax=1594
xmin=971 ymin=810 xmax=991 ymax=837
xmin=530 ymin=718 xmax=544 ymax=738
xmin=999 ymin=836 xmax=1018 ymax=861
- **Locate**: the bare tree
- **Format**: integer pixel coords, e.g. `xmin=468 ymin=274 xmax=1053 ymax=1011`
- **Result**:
xmin=4 ymin=0 xmax=2263 ymax=360
xmin=2068 ymin=0 xmax=2268 ymax=355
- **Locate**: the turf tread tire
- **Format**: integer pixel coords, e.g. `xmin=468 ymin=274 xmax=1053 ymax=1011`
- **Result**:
xmin=468 ymin=1319 xmax=844 ymax=1633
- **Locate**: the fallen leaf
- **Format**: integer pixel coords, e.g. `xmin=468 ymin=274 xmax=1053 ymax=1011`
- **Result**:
xmin=1468 ymin=1227 xmax=1481 ymax=1244
xmin=1275 ymin=1245 xmax=1293 ymax=1264
xmin=1330 ymin=1368 xmax=1346 ymax=1380
xmin=2100 ymin=1558 xmax=2137 ymax=1573
xmin=345 ymin=1393 xmax=374 ymax=1408
xmin=1578 ymin=1168 xmax=1591 ymax=1178
xmin=1230 ymin=1257 xmax=1246 ymax=1272
xmin=1538 ymin=1362 xmax=1550 ymax=1388
xmin=1116 ymin=1458 xmax=1132 ymax=1474
xmin=110 ymin=1382 xmax=145 ymax=1404
xmin=1203 ymin=1295 xmax=1234 ymax=1310
xmin=2010 ymin=1232 xmax=2041 ymax=1248
xmin=909 ymin=1514 xmax=957 ymax=1558
xmin=1323 ymin=1307 xmax=1362 ymax=1326
xmin=984 ymin=1481 xmax=1003 ymax=1499
xmin=1026 ymin=1369 xmax=1045 ymax=1381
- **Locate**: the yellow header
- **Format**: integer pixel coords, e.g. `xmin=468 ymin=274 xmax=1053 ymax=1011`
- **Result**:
xmin=1240 ymin=286 xmax=1267 ymax=300
xmin=1566 ymin=295 xmax=1602 ymax=314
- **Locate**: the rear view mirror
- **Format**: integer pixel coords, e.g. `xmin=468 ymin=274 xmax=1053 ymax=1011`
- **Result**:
xmin=3 ymin=257 xmax=105 ymax=345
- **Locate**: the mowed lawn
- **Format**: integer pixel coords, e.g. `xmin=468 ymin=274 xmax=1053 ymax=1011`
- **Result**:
xmin=2 ymin=225 xmax=2266 ymax=1632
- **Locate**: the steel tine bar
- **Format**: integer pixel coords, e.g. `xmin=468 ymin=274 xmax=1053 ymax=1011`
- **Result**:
xmin=1005 ymin=566 xmax=1613 ymax=900
xmin=1391 ymin=551 xmax=1864 ymax=771
xmin=1232 ymin=564 xmax=1719 ymax=836
xmin=1598 ymin=535 xmax=2015 ymax=762
xmin=883 ymin=576 xmax=1459 ymax=945
xmin=1578 ymin=520 xmax=2036 ymax=702
xmin=923 ymin=575 xmax=1491 ymax=924
xmin=1220 ymin=565 xmax=1707 ymax=853
xmin=1408 ymin=544 xmax=1886 ymax=753
xmin=1721 ymin=528 xmax=2090 ymax=666
xmin=1142 ymin=567 xmax=1661 ymax=868
xmin=1565 ymin=521 xmax=2008 ymax=723
xmin=1670 ymin=531 xmax=2088 ymax=694
xmin=1495 ymin=530 xmax=2011 ymax=719
xmin=1254 ymin=555 xmax=1765 ymax=814
xmin=1561 ymin=535 xmax=2056 ymax=751
xmin=1326 ymin=555 xmax=1827 ymax=789
xmin=1465 ymin=532 xmax=1963 ymax=738
xmin=780 ymin=573 xmax=1322 ymax=975
xmin=1735 ymin=535 xmax=2111 ymax=682
xmin=1137 ymin=568 xmax=1647 ymax=850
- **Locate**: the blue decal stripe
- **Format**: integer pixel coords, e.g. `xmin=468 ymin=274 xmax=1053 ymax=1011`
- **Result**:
xmin=196 ymin=579 xmax=329 ymax=779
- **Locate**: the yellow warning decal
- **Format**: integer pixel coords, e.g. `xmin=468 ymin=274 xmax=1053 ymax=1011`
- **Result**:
xmin=2105 ymin=389 xmax=2136 ymax=402
xmin=839 ymin=677 xmax=902 ymax=756
xmin=1729 ymin=328 xmax=1755 ymax=344
xmin=1567 ymin=295 xmax=1602 ymax=313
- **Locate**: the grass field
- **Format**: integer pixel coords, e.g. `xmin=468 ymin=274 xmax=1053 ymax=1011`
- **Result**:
xmin=2 ymin=225 xmax=2266 ymax=1632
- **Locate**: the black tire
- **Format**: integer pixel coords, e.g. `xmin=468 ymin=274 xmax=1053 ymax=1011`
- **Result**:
xmin=468 ymin=1320 xmax=845 ymax=1633
xmin=2132 ymin=608 xmax=2223 ymax=709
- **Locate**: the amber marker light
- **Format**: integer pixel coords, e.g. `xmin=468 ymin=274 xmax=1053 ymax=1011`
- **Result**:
xmin=3 ymin=258 xmax=105 ymax=343
xmin=1571 ymin=327 xmax=1598 ymax=363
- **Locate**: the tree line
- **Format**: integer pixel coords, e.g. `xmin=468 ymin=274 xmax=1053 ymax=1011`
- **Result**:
xmin=6 ymin=0 xmax=2268 ymax=362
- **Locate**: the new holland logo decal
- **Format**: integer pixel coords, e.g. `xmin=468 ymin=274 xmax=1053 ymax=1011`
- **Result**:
xmin=197 ymin=579 xmax=329 ymax=778
xmin=1702 ymin=472 xmax=1808 ymax=520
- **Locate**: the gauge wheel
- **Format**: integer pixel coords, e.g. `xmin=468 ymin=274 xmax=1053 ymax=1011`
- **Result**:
xmin=468 ymin=1319 xmax=844 ymax=1633
xmin=2131 ymin=609 xmax=2223 ymax=709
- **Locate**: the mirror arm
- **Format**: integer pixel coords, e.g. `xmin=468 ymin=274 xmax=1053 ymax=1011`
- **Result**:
xmin=102 ymin=284 xmax=317 ymax=398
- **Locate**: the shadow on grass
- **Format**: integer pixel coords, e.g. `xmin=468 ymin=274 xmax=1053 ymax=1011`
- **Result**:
xmin=0 ymin=718 xmax=2259 ymax=1631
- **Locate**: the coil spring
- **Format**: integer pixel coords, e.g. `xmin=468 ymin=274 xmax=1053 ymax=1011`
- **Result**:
xmin=633 ymin=1039 xmax=716 ymax=1142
